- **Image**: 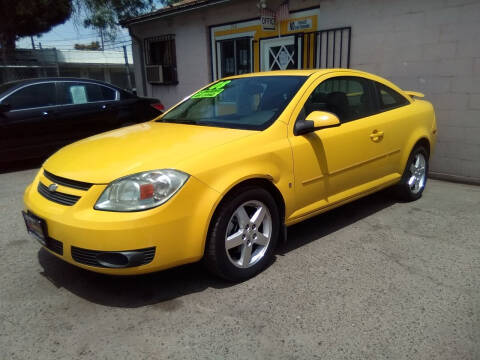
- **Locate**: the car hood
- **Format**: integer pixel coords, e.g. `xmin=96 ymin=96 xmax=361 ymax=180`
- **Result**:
xmin=43 ymin=122 xmax=255 ymax=183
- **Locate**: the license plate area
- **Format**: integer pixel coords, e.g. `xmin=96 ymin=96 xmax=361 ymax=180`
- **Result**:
xmin=22 ymin=211 xmax=47 ymax=246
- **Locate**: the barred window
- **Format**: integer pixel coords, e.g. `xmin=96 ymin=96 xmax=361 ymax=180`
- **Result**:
xmin=145 ymin=35 xmax=178 ymax=85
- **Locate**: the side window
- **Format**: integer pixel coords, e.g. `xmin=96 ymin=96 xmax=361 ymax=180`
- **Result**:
xmin=58 ymin=82 xmax=87 ymax=105
xmin=57 ymin=83 xmax=116 ymax=105
xmin=375 ymin=82 xmax=409 ymax=110
xmin=85 ymin=84 xmax=116 ymax=102
xmin=299 ymin=76 xmax=374 ymax=123
xmin=5 ymin=83 xmax=56 ymax=110
xmin=101 ymin=86 xmax=116 ymax=101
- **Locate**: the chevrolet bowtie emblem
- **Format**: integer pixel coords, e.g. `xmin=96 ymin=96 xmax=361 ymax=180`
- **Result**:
xmin=48 ymin=183 xmax=58 ymax=192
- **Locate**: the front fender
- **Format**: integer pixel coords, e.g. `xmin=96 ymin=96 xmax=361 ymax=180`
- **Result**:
xmin=177 ymin=121 xmax=295 ymax=243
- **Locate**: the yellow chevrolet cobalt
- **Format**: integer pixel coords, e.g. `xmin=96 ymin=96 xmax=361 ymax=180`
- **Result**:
xmin=23 ymin=69 xmax=437 ymax=281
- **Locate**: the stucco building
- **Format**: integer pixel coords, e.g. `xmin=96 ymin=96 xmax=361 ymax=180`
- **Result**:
xmin=123 ymin=0 xmax=480 ymax=183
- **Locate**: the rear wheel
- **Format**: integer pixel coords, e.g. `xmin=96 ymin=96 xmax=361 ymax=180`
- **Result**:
xmin=395 ymin=145 xmax=429 ymax=201
xmin=204 ymin=187 xmax=280 ymax=281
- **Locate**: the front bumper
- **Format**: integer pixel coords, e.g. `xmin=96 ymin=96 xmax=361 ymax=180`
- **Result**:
xmin=23 ymin=169 xmax=219 ymax=275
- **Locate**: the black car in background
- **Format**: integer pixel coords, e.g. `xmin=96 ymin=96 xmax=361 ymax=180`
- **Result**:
xmin=0 ymin=78 xmax=164 ymax=168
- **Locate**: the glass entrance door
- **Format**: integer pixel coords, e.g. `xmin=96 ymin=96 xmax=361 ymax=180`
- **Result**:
xmin=260 ymin=36 xmax=300 ymax=71
xmin=216 ymin=37 xmax=252 ymax=78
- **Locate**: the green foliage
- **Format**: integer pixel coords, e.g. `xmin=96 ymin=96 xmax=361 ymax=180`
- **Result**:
xmin=80 ymin=0 xmax=157 ymax=40
xmin=0 ymin=0 xmax=182 ymax=49
xmin=0 ymin=0 xmax=72 ymax=49
xmin=80 ymin=0 xmax=183 ymax=40
xmin=159 ymin=0 xmax=181 ymax=5
xmin=74 ymin=41 xmax=101 ymax=50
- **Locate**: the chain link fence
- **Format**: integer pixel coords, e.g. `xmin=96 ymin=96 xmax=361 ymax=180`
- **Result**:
xmin=0 ymin=48 xmax=135 ymax=91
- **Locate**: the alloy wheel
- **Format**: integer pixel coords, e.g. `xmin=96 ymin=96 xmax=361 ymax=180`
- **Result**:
xmin=408 ymin=153 xmax=426 ymax=194
xmin=225 ymin=200 xmax=272 ymax=268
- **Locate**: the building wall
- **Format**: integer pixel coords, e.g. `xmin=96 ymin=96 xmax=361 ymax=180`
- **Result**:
xmin=129 ymin=0 xmax=480 ymax=182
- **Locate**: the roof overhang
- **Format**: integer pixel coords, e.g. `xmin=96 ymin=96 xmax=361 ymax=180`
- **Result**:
xmin=121 ymin=0 xmax=232 ymax=27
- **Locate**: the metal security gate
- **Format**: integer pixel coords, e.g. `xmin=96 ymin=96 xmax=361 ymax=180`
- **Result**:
xmin=260 ymin=35 xmax=301 ymax=71
xmin=306 ymin=27 xmax=351 ymax=69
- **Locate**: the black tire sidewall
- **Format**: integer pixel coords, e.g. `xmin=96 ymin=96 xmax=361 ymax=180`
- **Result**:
xmin=208 ymin=187 xmax=280 ymax=281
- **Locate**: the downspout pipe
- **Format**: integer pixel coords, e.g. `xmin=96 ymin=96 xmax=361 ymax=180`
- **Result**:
xmin=128 ymin=28 xmax=148 ymax=97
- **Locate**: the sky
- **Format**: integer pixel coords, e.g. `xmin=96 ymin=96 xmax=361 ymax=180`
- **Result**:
xmin=16 ymin=18 xmax=132 ymax=52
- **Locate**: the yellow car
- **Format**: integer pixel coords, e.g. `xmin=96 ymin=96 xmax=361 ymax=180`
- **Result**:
xmin=23 ymin=69 xmax=437 ymax=281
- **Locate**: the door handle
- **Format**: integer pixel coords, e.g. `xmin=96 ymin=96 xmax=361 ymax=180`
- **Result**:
xmin=369 ymin=130 xmax=384 ymax=142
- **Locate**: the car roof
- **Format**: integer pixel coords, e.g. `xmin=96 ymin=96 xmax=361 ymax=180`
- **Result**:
xmin=225 ymin=68 xmax=380 ymax=79
xmin=0 ymin=77 xmax=125 ymax=91
xmin=222 ymin=68 xmax=408 ymax=97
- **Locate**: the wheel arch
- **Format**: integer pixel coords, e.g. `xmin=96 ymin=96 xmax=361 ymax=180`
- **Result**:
xmin=400 ymin=134 xmax=431 ymax=174
xmin=202 ymin=176 xmax=286 ymax=256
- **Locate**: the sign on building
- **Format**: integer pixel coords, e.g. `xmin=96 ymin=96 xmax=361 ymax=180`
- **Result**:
xmin=288 ymin=19 xmax=312 ymax=31
xmin=261 ymin=15 xmax=276 ymax=30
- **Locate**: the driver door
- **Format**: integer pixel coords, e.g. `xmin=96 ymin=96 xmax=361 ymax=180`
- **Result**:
xmin=0 ymin=82 xmax=59 ymax=162
xmin=288 ymin=75 xmax=392 ymax=221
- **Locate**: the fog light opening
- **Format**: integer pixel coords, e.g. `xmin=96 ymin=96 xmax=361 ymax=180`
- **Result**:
xmin=96 ymin=252 xmax=129 ymax=268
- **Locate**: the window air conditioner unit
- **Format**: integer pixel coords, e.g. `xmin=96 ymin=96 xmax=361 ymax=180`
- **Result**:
xmin=146 ymin=65 xmax=163 ymax=84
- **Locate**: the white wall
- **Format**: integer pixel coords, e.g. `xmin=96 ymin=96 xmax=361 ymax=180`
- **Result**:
xmin=129 ymin=0 xmax=480 ymax=182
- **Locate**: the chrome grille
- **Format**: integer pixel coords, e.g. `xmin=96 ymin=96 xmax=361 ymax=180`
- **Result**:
xmin=37 ymin=182 xmax=80 ymax=206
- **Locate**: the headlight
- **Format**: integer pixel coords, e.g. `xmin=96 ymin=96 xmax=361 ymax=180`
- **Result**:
xmin=94 ymin=169 xmax=189 ymax=212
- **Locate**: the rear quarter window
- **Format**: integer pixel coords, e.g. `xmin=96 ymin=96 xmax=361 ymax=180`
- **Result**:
xmin=375 ymin=82 xmax=409 ymax=110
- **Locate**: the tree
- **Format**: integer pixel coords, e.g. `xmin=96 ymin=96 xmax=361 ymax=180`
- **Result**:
xmin=74 ymin=41 xmax=101 ymax=50
xmin=0 ymin=0 xmax=180 ymax=51
xmin=80 ymin=0 xmax=182 ymax=40
xmin=79 ymin=0 xmax=156 ymax=41
xmin=0 ymin=0 xmax=72 ymax=49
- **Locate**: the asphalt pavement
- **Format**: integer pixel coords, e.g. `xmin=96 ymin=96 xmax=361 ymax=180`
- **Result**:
xmin=0 ymin=168 xmax=479 ymax=360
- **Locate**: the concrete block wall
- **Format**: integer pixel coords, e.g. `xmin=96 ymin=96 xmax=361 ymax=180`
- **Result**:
xmin=129 ymin=0 xmax=480 ymax=182
xmin=336 ymin=0 xmax=480 ymax=182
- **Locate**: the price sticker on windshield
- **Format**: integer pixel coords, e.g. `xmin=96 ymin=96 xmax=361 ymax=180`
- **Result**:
xmin=192 ymin=80 xmax=231 ymax=98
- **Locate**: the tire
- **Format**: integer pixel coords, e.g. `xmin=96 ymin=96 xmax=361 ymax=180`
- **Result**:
xmin=395 ymin=145 xmax=429 ymax=201
xmin=204 ymin=186 xmax=280 ymax=282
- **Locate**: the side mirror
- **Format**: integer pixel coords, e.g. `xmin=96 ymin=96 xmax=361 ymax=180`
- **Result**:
xmin=294 ymin=111 xmax=340 ymax=135
xmin=0 ymin=103 xmax=11 ymax=113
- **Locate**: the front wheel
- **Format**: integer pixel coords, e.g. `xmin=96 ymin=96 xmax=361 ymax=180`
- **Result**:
xmin=395 ymin=145 xmax=429 ymax=201
xmin=204 ymin=187 xmax=280 ymax=282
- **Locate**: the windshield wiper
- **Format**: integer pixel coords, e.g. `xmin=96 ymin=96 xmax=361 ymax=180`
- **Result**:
xmin=157 ymin=118 xmax=213 ymax=126
xmin=157 ymin=118 xmax=197 ymax=124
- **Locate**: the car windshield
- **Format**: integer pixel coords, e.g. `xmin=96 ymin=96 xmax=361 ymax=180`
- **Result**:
xmin=158 ymin=76 xmax=307 ymax=130
xmin=0 ymin=81 xmax=20 ymax=96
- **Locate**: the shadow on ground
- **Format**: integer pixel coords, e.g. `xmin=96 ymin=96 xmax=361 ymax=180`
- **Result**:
xmin=38 ymin=188 xmax=396 ymax=308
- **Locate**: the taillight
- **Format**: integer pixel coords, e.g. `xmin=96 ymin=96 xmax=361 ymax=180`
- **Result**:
xmin=150 ymin=103 xmax=164 ymax=112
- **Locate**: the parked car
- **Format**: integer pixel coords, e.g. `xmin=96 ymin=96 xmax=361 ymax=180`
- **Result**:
xmin=23 ymin=69 xmax=437 ymax=281
xmin=0 ymin=78 xmax=163 ymax=166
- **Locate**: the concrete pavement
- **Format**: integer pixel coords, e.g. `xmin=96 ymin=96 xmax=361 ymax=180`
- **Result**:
xmin=0 ymin=168 xmax=479 ymax=359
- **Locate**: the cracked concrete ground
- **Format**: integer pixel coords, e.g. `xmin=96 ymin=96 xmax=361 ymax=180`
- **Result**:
xmin=0 ymin=168 xmax=479 ymax=359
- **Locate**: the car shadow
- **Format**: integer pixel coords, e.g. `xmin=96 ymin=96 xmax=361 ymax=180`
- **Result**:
xmin=37 ymin=250 xmax=233 ymax=308
xmin=279 ymin=188 xmax=397 ymax=255
xmin=37 ymin=188 xmax=397 ymax=308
